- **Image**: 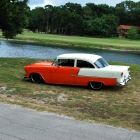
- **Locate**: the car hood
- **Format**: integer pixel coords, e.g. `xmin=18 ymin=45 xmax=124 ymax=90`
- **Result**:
xmin=31 ymin=62 xmax=53 ymax=66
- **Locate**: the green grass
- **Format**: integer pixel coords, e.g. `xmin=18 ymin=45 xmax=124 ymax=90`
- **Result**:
xmin=1 ymin=31 xmax=140 ymax=50
xmin=0 ymin=58 xmax=140 ymax=131
xmin=19 ymin=32 xmax=140 ymax=49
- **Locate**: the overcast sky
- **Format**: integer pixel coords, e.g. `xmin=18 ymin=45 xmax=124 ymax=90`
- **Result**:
xmin=28 ymin=0 xmax=140 ymax=9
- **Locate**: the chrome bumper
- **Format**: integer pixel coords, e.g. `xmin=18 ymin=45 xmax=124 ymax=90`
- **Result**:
xmin=23 ymin=76 xmax=30 ymax=79
xmin=116 ymin=75 xmax=131 ymax=86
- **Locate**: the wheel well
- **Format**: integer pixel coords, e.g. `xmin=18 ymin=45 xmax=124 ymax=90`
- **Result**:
xmin=88 ymin=81 xmax=104 ymax=85
xmin=30 ymin=73 xmax=45 ymax=82
xmin=30 ymin=73 xmax=39 ymax=78
xmin=89 ymin=81 xmax=104 ymax=90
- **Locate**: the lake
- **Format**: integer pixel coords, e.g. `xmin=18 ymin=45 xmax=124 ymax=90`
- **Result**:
xmin=0 ymin=40 xmax=140 ymax=64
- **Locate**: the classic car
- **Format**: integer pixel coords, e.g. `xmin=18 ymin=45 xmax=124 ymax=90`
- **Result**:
xmin=23 ymin=53 xmax=131 ymax=90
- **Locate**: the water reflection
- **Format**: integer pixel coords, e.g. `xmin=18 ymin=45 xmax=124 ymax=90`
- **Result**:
xmin=0 ymin=40 xmax=140 ymax=64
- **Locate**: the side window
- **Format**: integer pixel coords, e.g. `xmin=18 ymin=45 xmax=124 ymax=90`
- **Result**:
xmin=58 ymin=59 xmax=74 ymax=67
xmin=77 ymin=60 xmax=94 ymax=68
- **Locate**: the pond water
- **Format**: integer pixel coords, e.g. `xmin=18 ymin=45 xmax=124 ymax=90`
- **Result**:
xmin=0 ymin=40 xmax=140 ymax=64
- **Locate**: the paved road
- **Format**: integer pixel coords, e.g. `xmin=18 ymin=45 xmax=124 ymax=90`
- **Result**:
xmin=0 ymin=103 xmax=140 ymax=140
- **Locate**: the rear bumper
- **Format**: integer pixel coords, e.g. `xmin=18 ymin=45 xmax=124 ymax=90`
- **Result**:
xmin=116 ymin=75 xmax=131 ymax=86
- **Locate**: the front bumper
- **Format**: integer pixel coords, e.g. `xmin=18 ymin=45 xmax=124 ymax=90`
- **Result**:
xmin=23 ymin=76 xmax=30 ymax=80
xmin=116 ymin=75 xmax=131 ymax=86
xmin=23 ymin=76 xmax=28 ymax=79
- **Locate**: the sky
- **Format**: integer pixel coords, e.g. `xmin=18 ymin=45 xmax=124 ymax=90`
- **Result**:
xmin=28 ymin=0 xmax=140 ymax=9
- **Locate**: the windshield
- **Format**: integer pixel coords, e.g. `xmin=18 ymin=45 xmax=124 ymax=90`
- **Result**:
xmin=52 ymin=59 xmax=58 ymax=66
xmin=94 ymin=58 xmax=109 ymax=68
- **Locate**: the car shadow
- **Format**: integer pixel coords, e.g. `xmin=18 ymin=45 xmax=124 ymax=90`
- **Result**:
xmin=102 ymin=86 xmax=124 ymax=92
xmin=22 ymin=78 xmax=124 ymax=92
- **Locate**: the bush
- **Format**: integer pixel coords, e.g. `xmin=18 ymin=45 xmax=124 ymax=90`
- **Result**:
xmin=128 ymin=27 xmax=140 ymax=40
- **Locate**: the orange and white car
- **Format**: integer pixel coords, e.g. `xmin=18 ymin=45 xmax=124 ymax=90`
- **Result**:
xmin=23 ymin=53 xmax=131 ymax=90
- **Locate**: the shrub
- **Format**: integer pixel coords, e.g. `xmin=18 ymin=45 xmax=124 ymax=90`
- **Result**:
xmin=128 ymin=27 xmax=140 ymax=40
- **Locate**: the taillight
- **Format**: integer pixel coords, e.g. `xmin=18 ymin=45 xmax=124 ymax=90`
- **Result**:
xmin=121 ymin=72 xmax=123 ymax=77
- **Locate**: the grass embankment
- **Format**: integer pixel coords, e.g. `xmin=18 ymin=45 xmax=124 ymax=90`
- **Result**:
xmin=1 ymin=31 xmax=140 ymax=51
xmin=0 ymin=58 xmax=140 ymax=131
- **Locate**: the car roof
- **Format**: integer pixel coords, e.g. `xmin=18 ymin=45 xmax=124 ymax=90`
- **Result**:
xmin=57 ymin=53 xmax=102 ymax=63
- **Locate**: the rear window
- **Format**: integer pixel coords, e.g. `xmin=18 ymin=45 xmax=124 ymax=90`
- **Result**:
xmin=94 ymin=58 xmax=109 ymax=68
xmin=77 ymin=60 xmax=94 ymax=68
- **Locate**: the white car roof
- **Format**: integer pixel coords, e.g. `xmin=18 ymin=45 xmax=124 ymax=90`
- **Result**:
xmin=57 ymin=53 xmax=102 ymax=63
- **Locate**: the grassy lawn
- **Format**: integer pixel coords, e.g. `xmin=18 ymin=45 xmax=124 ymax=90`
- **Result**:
xmin=0 ymin=58 xmax=140 ymax=131
xmin=18 ymin=32 xmax=140 ymax=49
xmin=1 ymin=31 xmax=140 ymax=50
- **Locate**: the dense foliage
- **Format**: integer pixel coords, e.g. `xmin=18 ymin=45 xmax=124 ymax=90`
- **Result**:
xmin=128 ymin=27 xmax=140 ymax=40
xmin=0 ymin=0 xmax=29 ymax=39
xmin=0 ymin=0 xmax=140 ymax=38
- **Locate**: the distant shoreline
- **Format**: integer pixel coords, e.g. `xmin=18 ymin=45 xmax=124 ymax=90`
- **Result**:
xmin=1 ymin=36 xmax=140 ymax=53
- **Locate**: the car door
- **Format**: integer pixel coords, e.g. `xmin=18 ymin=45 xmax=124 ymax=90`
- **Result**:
xmin=50 ymin=59 xmax=78 ymax=84
xmin=75 ymin=60 xmax=95 ymax=85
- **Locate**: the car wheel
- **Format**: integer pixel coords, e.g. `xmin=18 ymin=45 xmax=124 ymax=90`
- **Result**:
xmin=89 ymin=82 xmax=103 ymax=90
xmin=31 ymin=73 xmax=42 ymax=83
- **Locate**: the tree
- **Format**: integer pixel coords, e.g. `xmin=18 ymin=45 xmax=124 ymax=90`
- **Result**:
xmin=96 ymin=4 xmax=113 ymax=17
xmin=44 ymin=5 xmax=54 ymax=33
xmin=28 ymin=7 xmax=46 ymax=32
xmin=115 ymin=0 xmax=138 ymax=25
xmin=52 ymin=8 xmax=70 ymax=33
xmin=134 ymin=8 xmax=140 ymax=25
xmin=0 ymin=0 xmax=29 ymax=39
xmin=128 ymin=27 xmax=140 ymax=40
xmin=63 ymin=2 xmax=83 ymax=16
xmin=86 ymin=3 xmax=98 ymax=19
xmin=52 ymin=7 xmax=83 ymax=35
xmin=67 ymin=12 xmax=84 ymax=35
xmin=102 ymin=14 xmax=119 ymax=35
xmin=82 ymin=5 xmax=93 ymax=20
xmin=84 ymin=14 xmax=119 ymax=36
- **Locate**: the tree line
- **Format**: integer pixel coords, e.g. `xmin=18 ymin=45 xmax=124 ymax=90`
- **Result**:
xmin=0 ymin=0 xmax=140 ymax=39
